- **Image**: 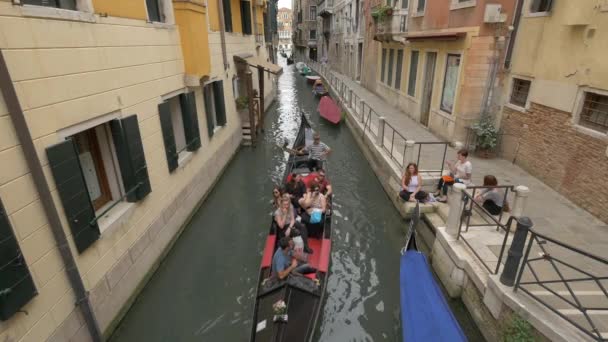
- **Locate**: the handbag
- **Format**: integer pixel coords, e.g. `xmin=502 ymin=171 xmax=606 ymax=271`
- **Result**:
xmin=442 ymin=175 xmax=455 ymax=185
xmin=310 ymin=209 xmax=323 ymax=224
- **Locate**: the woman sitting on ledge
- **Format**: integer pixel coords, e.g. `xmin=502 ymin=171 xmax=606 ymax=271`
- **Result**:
xmin=474 ymin=175 xmax=509 ymax=216
xmin=399 ymin=163 xmax=428 ymax=202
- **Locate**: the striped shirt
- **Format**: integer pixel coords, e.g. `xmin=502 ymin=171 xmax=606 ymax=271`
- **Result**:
xmin=304 ymin=142 xmax=330 ymax=160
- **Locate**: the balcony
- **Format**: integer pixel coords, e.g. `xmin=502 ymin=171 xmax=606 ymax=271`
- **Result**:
xmin=373 ymin=11 xmax=408 ymax=43
xmin=318 ymin=0 xmax=333 ymax=17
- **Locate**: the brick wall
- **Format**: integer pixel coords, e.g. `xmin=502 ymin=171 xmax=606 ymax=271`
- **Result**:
xmin=501 ymin=102 xmax=608 ymax=223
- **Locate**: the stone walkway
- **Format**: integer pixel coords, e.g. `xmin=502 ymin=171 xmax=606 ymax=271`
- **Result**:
xmin=308 ymin=62 xmax=608 ymax=340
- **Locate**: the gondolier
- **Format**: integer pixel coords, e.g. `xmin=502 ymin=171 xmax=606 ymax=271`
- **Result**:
xmin=298 ymin=132 xmax=331 ymax=171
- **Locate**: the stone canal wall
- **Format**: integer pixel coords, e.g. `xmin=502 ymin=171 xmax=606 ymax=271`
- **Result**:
xmin=314 ymin=65 xmax=592 ymax=342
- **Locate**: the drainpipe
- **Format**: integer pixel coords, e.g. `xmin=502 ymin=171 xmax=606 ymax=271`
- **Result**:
xmin=218 ymin=0 xmax=229 ymax=70
xmin=0 ymin=51 xmax=103 ymax=342
xmin=504 ymin=0 xmax=524 ymax=69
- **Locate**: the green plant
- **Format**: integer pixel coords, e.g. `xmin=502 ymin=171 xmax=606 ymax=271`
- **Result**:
xmin=471 ymin=118 xmax=498 ymax=150
xmin=371 ymin=5 xmax=394 ymax=23
xmin=235 ymin=96 xmax=249 ymax=110
xmin=502 ymin=314 xmax=535 ymax=342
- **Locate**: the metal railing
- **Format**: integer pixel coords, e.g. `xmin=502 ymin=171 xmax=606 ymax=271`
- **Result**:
xmin=412 ymin=141 xmax=449 ymax=176
xmin=457 ymin=186 xmax=516 ymax=275
xmin=514 ymin=230 xmax=608 ymax=341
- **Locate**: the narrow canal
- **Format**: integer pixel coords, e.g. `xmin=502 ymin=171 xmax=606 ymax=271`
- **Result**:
xmin=110 ymin=58 xmax=483 ymax=341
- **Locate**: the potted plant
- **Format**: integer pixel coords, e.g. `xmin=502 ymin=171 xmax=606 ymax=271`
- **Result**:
xmin=470 ymin=118 xmax=498 ymax=158
xmin=272 ymin=300 xmax=288 ymax=323
xmin=371 ymin=5 xmax=394 ymax=24
xmin=235 ymin=96 xmax=249 ymax=111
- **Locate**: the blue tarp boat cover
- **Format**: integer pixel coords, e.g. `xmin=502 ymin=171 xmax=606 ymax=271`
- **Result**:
xmin=400 ymin=251 xmax=467 ymax=342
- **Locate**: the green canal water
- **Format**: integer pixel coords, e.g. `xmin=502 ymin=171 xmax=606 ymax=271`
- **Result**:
xmin=109 ymin=58 xmax=484 ymax=341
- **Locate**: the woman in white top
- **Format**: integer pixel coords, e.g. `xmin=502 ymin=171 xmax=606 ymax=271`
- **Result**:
xmin=436 ymin=149 xmax=472 ymax=202
xmin=399 ymin=163 xmax=428 ymax=202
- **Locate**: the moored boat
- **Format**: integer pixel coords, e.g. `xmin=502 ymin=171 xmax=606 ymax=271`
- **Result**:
xmin=318 ymin=96 xmax=341 ymax=124
xmin=312 ymin=80 xmax=328 ymax=96
xmin=250 ymin=114 xmax=332 ymax=342
xmin=305 ymin=75 xmax=320 ymax=84
xmin=400 ymin=202 xmax=466 ymax=342
xmin=286 ymin=57 xmax=294 ymax=65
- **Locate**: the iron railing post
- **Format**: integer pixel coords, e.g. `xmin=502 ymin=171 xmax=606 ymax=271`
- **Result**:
xmin=501 ymin=216 xmax=533 ymax=286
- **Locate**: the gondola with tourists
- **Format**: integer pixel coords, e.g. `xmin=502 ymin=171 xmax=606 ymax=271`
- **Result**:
xmin=250 ymin=113 xmax=332 ymax=342
xmin=400 ymin=202 xmax=466 ymax=342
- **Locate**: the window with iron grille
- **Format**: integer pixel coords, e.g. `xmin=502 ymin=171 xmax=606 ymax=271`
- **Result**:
xmin=310 ymin=6 xmax=317 ymax=20
xmin=310 ymin=30 xmax=317 ymax=40
xmin=510 ymin=78 xmax=531 ymax=108
xmin=579 ymin=92 xmax=608 ymax=133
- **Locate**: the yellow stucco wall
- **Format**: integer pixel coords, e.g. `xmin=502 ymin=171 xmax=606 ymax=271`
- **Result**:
xmin=206 ymin=0 xmax=244 ymax=34
xmin=174 ymin=1 xmax=211 ymax=77
xmin=92 ymin=0 xmax=147 ymax=20
xmin=507 ymin=0 xmax=608 ymax=112
xmin=0 ymin=2 xmax=242 ymax=341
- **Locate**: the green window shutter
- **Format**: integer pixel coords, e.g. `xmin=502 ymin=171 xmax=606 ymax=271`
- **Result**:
xmin=157 ymin=102 xmax=178 ymax=172
xmin=146 ymin=0 xmax=161 ymax=22
xmin=222 ymin=0 xmax=233 ymax=32
xmin=213 ymin=81 xmax=227 ymax=126
xmin=204 ymin=85 xmax=216 ymax=138
xmin=0 ymin=198 xmax=38 ymax=321
xmin=46 ymin=139 xmax=100 ymax=253
xmin=240 ymin=1 xmax=252 ymax=35
xmin=179 ymin=92 xmax=202 ymax=152
xmin=112 ymin=115 xmax=151 ymax=201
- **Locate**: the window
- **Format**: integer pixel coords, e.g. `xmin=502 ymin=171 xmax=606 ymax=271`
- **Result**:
xmin=401 ymin=0 xmax=409 ymax=9
xmin=241 ymin=1 xmax=252 ymax=35
xmin=21 ymin=0 xmax=76 ymax=10
xmin=47 ymin=115 xmax=151 ymax=252
xmin=146 ymin=0 xmax=163 ymax=22
xmin=400 ymin=16 xmax=407 ymax=32
xmin=407 ymin=51 xmax=419 ymax=96
xmin=158 ymin=92 xmax=202 ymax=173
xmin=203 ymin=81 xmax=228 ymax=139
xmin=310 ymin=5 xmax=317 ymax=19
xmin=579 ymin=92 xmax=608 ymax=133
xmin=0 ymin=197 xmax=38 ymax=321
xmin=387 ymin=49 xmax=395 ymax=86
xmin=381 ymin=48 xmax=387 ymax=83
xmin=223 ymin=0 xmax=233 ymax=32
xmin=395 ymin=50 xmax=404 ymax=90
xmin=417 ymin=0 xmax=425 ymax=13
xmin=509 ymin=78 xmax=531 ymax=108
xmin=530 ymin=0 xmax=552 ymax=13
xmin=310 ymin=29 xmax=317 ymax=40
xmin=440 ymin=54 xmax=461 ymax=113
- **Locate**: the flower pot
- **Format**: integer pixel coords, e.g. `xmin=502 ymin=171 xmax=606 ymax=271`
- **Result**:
xmin=476 ymin=148 xmax=496 ymax=159
xmin=273 ymin=314 xmax=288 ymax=323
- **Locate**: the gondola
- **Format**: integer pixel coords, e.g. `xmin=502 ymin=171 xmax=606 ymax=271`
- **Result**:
xmin=317 ymin=96 xmax=340 ymax=124
xmin=250 ymin=113 xmax=332 ymax=342
xmin=400 ymin=202 xmax=467 ymax=342
xmin=286 ymin=56 xmax=294 ymax=65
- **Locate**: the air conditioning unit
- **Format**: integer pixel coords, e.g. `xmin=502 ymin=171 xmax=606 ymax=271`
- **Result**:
xmin=484 ymin=4 xmax=505 ymax=23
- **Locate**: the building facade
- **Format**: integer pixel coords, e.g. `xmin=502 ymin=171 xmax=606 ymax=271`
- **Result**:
xmin=365 ymin=0 xmax=517 ymax=142
xmin=292 ymin=0 xmax=318 ymax=60
xmin=326 ymin=0 xmax=363 ymax=80
xmin=277 ymin=7 xmax=293 ymax=52
xmin=0 ymin=0 xmax=277 ymax=341
xmin=499 ymin=0 xmax=608 ymax=223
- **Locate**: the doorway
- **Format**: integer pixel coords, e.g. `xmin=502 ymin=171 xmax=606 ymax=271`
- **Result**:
xmin=420 ymin=52 xmax=437 ymax=127
xmin=357 ymin=42 xmax=363 ymax=81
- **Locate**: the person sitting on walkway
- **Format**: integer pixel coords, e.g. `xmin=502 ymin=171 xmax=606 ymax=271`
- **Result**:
xmin=299 ymin=132 xmax=331 ymax=171
xmin=474 ymin=175 xmax=509 ymax=216
xmin=436 ymin=149 xmax=473 ymax=202
xmin=274 ymin=198 xmax=313 ymax=253
xmin=298 ymin=182 xmax=327 ymax=237
xmin=284 ymin=173 xmax=306 ymax=208
xmin=399 ymin=163 xmax=428 ymax=202
xmin=272 ymin=237 xmax=316 ymax=280
xmin=302 ymin=168 xmax=333 ymax=197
